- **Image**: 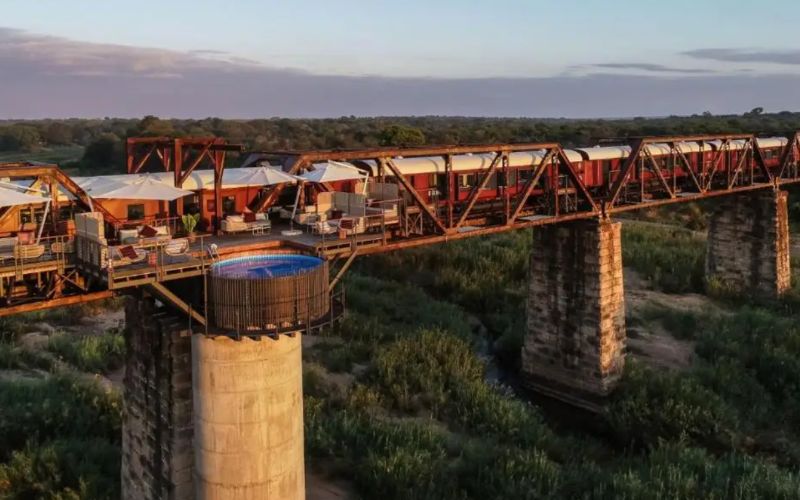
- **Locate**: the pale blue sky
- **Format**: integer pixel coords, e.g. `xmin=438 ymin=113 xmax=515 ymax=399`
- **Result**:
xmin=2 ymin=0 xmax=800 ymax=117
xmin=4 ymin=0 xmax=799 ymax=78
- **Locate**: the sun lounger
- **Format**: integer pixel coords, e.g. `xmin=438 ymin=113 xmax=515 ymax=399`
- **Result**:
xmin=164 ymin=238 xmax=189 ymax=256
xmin=109 ymin=245 xmax=147 ymax=267
xmin=14 ymin=244 xmax=46 ymax=260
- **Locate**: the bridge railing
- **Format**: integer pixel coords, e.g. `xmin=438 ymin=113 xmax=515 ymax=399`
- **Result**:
xmin=0 ymin=234 xmax=74 ymax=275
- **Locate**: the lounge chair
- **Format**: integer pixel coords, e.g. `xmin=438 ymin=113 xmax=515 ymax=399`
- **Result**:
xmin=312 ymin=220 xmax=338 ymax=235
xmin=14 ymin=244 xmax=46 ymax=260
xmin=108 ymin=245 xmax=147 ymax=267
xmin=50 ymin=240 xmax=75 ymax=254
xmin=164 ymin=238 xmax=189 ymax=256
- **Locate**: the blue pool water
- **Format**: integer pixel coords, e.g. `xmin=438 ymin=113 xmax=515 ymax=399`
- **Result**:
xmin=211 ymin=254 xmax=323 ymax=279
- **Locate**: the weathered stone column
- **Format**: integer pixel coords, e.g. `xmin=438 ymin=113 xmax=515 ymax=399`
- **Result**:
xmin=521 ymin=218 xmax=625 ymax=409
xmin=706 ymin=189 xmax=790 ymax=299
xmin=122 ymin=294 xmax=194 ymax=500
xmin=193 ymin=334 xmax=305 ymax=500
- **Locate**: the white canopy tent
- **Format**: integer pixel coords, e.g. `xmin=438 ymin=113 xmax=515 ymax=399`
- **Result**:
xmin=0 ymin=185 xmax=47 ymax=208
xmin=224 ymin=166 xmax=299 ymax=186
xmin=85 ymin=175 xmax=194 ymax=201
xmin=297 ymin=161 xmax=368 ymax=184
xmin=0 ymin=184 xmax=51 ymax=244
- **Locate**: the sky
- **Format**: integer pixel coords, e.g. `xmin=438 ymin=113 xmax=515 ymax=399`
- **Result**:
xmin=2 ymin=0 xmax=800 ymax=118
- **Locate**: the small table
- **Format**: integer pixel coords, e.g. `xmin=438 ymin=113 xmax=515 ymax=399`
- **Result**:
xmin=251 ymin=224 xmax=270 ymax=235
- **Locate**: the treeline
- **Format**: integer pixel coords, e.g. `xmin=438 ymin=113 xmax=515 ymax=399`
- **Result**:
xmin=2 ymin=110 xmax=800 ymax=174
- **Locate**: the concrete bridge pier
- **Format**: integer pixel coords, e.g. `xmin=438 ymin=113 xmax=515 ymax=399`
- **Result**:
xmin=521 ymin=218 xmax=626 ymax=409
xmin=122 ymin=293 xmax=306 ymax=500
xmin=192 ymin=334 xmax=305 ymax=500
xmin=706 ymin=189 xmax=791 ymax=299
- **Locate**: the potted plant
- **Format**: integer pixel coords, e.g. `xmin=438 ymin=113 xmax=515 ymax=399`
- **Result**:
xmin=181 ymin=213 xmax=200 ymax=242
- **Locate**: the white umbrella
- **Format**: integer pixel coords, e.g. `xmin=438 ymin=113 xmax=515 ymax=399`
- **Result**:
xmin=87 ymin=175 xmax=193 ymax=201
xmin=0 ymin=184 xmax=51 ymax=244
xmin=0 ymin=185 xmax=47 ymax=208
xmin=298 ymin=161 xmax=367 ymax=183
xmin=224 ymin=166 xmax=299 ymax=186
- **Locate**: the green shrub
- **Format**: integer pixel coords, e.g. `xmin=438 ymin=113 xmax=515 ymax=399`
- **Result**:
xmin=47 ymin=330 xmax=124 ymax=374
xmin=0 ymin=375 xmax=121 ymax=460
xmin=622 ymin=222 xmax=705 ymax=293
xmin=608 ymin=363 xmax=738 ymax=450
xmin=0 ymin=438 xmax=120 ymax=500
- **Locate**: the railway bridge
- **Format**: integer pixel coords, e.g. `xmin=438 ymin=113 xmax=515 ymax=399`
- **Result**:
xmin=0 ymin=131 xmax=798 ymax=499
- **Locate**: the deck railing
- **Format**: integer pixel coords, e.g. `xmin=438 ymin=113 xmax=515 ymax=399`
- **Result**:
xmin=0 ymin=234 xmax=74 ymax=277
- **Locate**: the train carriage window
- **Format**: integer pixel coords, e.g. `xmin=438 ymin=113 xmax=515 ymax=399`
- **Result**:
xmin=127 ymin=204 xmax=145 ymax=221
xmin=764 ymin=150 xmax=774 ymax=160
xmin=498 ymin=171 xmax=517 ymax=187
xmin=185 ymin=194 xmax=201 ymax=215
xmin=436 ymin=174 xmax=448 ymax=196
xmin=222 ymin=196 xmax=237 ymax=216
xmin=484 ymin=173 xmax=498 ymax=189
xmin=458 ymin=174 xmax=474 ymax=189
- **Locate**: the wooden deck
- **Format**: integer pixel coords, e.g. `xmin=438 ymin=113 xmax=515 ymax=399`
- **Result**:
xmin=106 ymin=222 xmax=388 ymax=290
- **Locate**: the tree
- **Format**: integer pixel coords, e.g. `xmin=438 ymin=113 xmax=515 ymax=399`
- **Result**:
xmin=0 ymin=125 xmax=41 ymax=152
xmin=135 ymin=115 xmax=174 ymax=137
xmin=81 ymin=133 xmax=123 ymax=174
xmin=378 ymin=125 xmax=426 ymax=147
xmin=43 ymin=122 xmax=73 ymax=146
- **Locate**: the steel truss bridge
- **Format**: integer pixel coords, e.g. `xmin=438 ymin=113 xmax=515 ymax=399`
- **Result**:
xmin=1 ymin=131 xmax=799 ymax=320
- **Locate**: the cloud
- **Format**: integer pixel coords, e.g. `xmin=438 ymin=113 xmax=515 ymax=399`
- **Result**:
xmin=0 ymin=27 xmax=278 ymax=79
xmin=1 ymin=27 xmax=799 ymax=119
xmin=588 ymin=63 xmax=712 ymax=74
xmin=685 ymin=48 xmax=800 ymax=66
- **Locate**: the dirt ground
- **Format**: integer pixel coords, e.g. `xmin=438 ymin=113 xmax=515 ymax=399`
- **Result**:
xmin=623 ymin=268 xmax=727 ymax=371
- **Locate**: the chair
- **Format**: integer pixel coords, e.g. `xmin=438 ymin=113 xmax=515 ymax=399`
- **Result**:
xmin=109 ymin=246 xmax=147 ymax=267
xmin=50 ymin=240 xmax=75 ymax=254
xmin=164 ymin=238 xmax=189 ymax=256
xmin=312 ymin=220 xmax=338 ymax=235
xmin=14 ymin=244 xmax=46 ymax=261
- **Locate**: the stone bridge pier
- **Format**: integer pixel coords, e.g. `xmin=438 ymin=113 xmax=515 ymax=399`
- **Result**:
xmin=706 ymin=189 xmax=791 ymax=299
xmin=521 ymin=218 xmax=626 ymax=409
xmin=521 ymin=189 xmax=791 ymax=408
xmin=122 ymin=292 xmax=305 ymax=500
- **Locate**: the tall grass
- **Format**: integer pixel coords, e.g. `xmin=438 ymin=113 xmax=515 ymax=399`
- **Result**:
xmin=47 ymin=330 xmax=125 ymax=374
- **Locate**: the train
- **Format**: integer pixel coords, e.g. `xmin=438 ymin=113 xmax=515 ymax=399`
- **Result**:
xmin=1 ymin=135 xmax=796 ymax=236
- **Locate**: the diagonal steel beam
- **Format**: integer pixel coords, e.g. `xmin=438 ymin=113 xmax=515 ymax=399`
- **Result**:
xmin=384 ymin=158 xmax=447 ymax=234
xmin=727 ymin=141 xmax=753 ymax=189
xmin=606 ymin=139 xmax=645 ymax=208
xmin=704 ymin=140 xmax=728 ymax=190
xmin=643 ymin=151 xmax=675 ymax=198
xmin=178 ymin=142 xmax=213 ymax=186
xmin=776 ymin=132 xmax=800 ymax=180
xmin=253 ymin=156 xmax=309 ymax=213
xmin=671 ymin=145 xmax=704 ymax=193
xmin=557 ymin=147 xmax=598 ymax=211
xmin=329 ymin=250 xmax=358 ymax=291
xmin=130 ymin=144 xmax=157 ymax=174
xmin=455 ymin=152 xmax=502 ymax=228
xmin=508 ymin=149 xmax=553 ymax=224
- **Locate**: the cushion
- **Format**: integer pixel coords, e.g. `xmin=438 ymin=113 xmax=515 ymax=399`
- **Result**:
xmin=119 ymin=245 xmax=138 ymax=259
xmin=154 ymin=226 xmax=169 ymax=236
xmin=255 ymin=213 xmax=267 ymax=221
xmin=139 ymin=225 xmax=158 ymax=238
xmin=243 ymin=212 xmax=257 ymax=223
xmin=228 ymin=215 xmax=244 ymax=223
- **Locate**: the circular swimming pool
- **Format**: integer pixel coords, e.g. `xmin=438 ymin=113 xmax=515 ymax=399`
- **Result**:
xmin=208 ymin=254 xmax=330 ymax=332
xmin=211 ymin=254 xmax=324 ymax=279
